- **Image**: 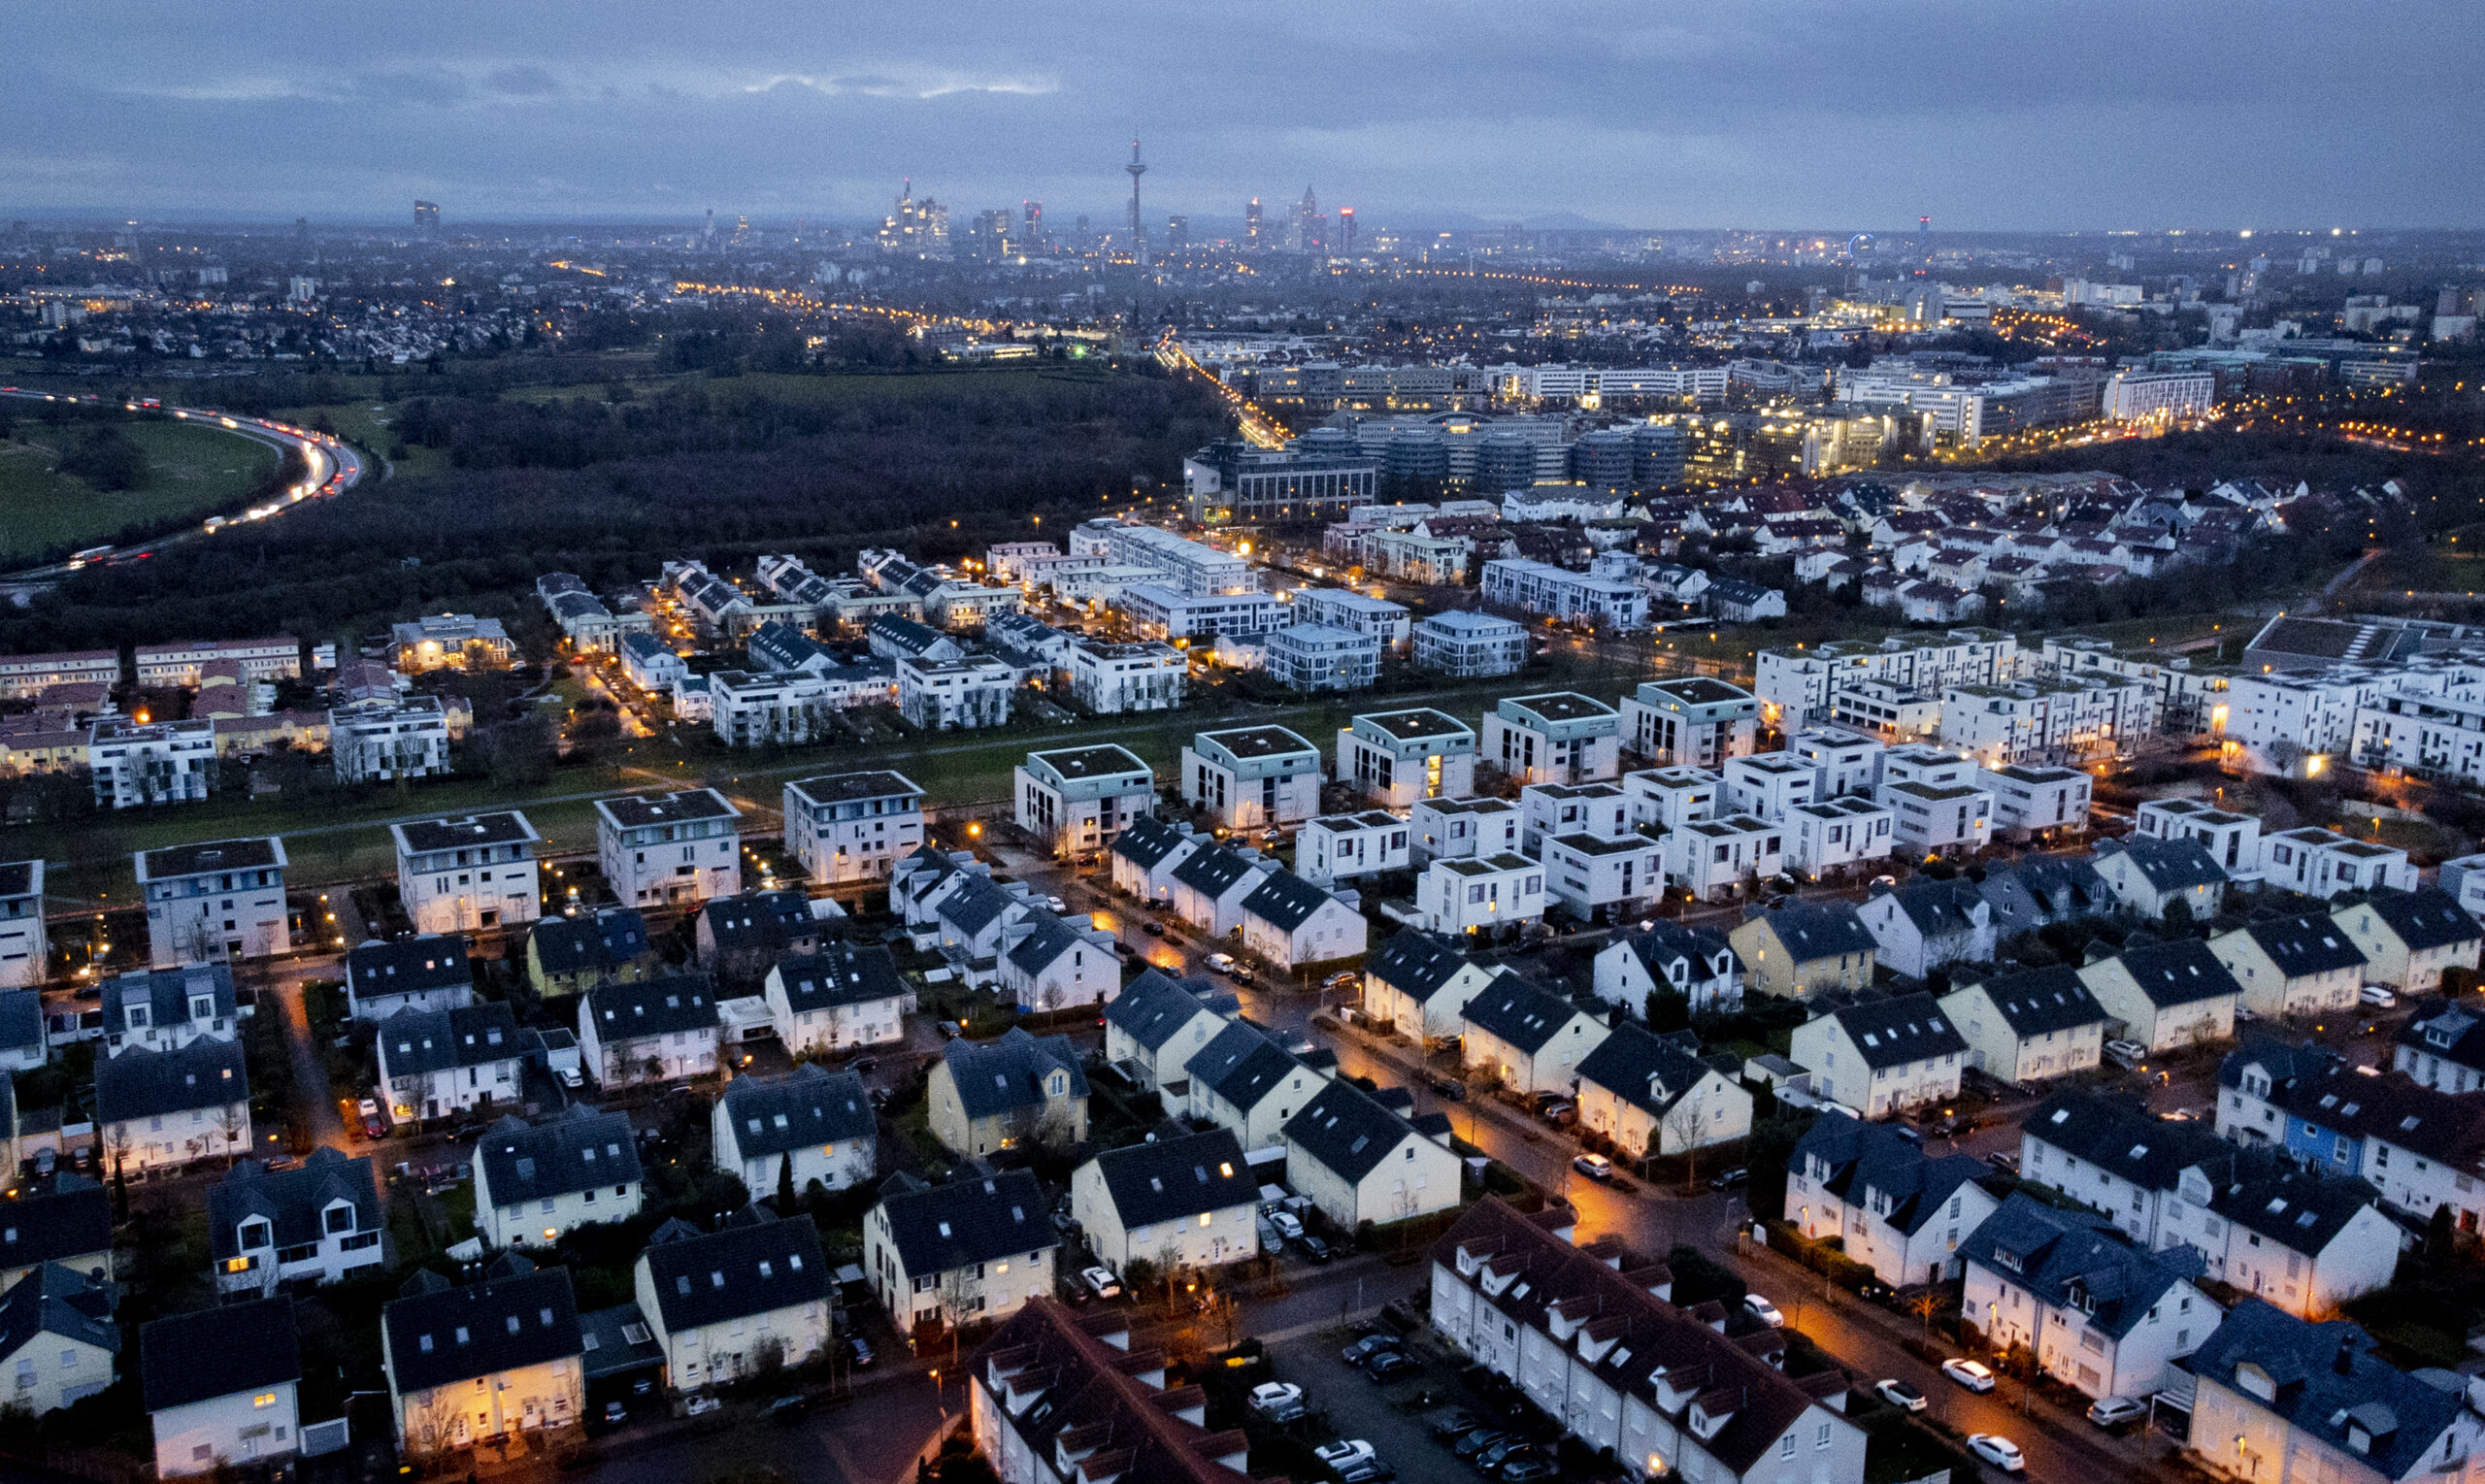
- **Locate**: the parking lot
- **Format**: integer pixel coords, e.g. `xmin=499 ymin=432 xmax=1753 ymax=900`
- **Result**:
xmin=1256 ymin=1311 xmax=1570 ymax=1484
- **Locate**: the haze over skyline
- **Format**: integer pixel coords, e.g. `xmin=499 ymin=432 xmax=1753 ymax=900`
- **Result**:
xmin=6 ymin=1 xmax=2482 ymax=232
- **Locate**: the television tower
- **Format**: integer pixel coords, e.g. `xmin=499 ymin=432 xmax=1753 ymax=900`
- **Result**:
xmin=1125 ymin=140 xmax=1148 ymax=265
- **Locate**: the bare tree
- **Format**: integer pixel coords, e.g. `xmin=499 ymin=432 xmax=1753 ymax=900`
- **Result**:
xmin=1659 ymin=1093 xmax=1712 ymax=1193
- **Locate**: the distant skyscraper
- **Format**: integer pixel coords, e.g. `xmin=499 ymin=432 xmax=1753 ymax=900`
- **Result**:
xmin=703 ymin=209 xmax=716 ymax=248
xmin=1022 ymin=200 xmax=1044 ymax=247
xmin=294 ymin=215 xmax=309 ymax=243
xmin=1125 ymin=140 xmax=1148 ymax=264
xmin=1291 ymin=186 xmax=1318 ymax=251
xmin=1165 ymin=215 xmax=1188 ymax=251
xmin=414 ymin=200 xmax=440 ymax=239
xmin=1076 ymin=214 xmax=1090 ymax=247
xmin=1245 ymin=197 xmax=1263 ymax=248
xmin=1339 ymin=208 xmax=1355 ymax=257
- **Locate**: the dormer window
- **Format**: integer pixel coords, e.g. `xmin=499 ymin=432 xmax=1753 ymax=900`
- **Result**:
xmin=239 ymin=1219 xmax=271 ymax=1249
xmin=323 ymin=1204 xmax=356 ymax=1236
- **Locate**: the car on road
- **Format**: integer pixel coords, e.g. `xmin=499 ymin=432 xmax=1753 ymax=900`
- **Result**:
xmin=1742 ymin=1294 xmax=1784 ymax=1328
xmin=2104 ymin=1039 xmax=2148 ymax=1070
xmin=1341 ymin=1335 xmax=1404 ymax=1367
xmin=1314 ymin=1440 xmax=1375 ymax=1469
xmin=1270 ymin=1210 xmax=1307 ymax=1242
xmin=2361 ymin=983 xmax=2399 ymax=1007
xmin=1324 ymin=971 xmax=1359 ymax=991
xmin=1249 ymin=1382 xmax=1308 ymax=1421
xmin=1984 ymin=1151 xmax=2019 ymax=1172
xmin=1499 ymin=1461 xmax=1557 ymax=1484
xmin=769 ymin=1395 xmax=810 ymax=1423
xmin=1966 ymin=1435 xmax=2024 ymax=1472
xmin=1298 ymin=1234 xmax=1333 ymax=1263
xmin=1144 ymin=920 xmax=1166 ymax=937
xmin=1941 ymin=1358 xmax=1996 ymax=1393
xmin=1428 ymin=1410 xmax=1483 ymax=1440
xmin=1573 ymin=1153 xmax=1614 ymax=1181
xmin=1540 ymin=1099 xmax=1575 ymax=1127
xmin=2085 ymin=1395 xmax=2145 ymax=1427
xmin=1430 ymin=1077 xmax=1468 ymax=1102
xmin=684 ymin=1394 xmax=721 ymax=1416
xmin=1706 ymin=1167 xmax=1749 ymax=1191
xmin=1365 ymin=1352 xmax=1420 ymax=1383
xmin=1208 ymin=952 xmax=1241 ymax=974
xmin=1874 ymin=1379 xmax=1928 ymax=1413
xmin=1450 ymin=1430 xmax=1512 ymax=1460
xmin=1080 ymin=1267 xmax=1123 ymax=1299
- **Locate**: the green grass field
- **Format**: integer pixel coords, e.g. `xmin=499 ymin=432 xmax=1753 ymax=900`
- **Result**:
xmin=0 ymin=418 xmax=278 ymax=560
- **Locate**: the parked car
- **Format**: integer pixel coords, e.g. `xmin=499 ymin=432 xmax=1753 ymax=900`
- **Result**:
xmin=1500 ymin=1461 xmax=1558 ymax=1484
xmin=1742 ymin=1294 xmax=1784 ymax=1328
xmin=1365 ymin=1352 xmax=1420 ymax=1383
xmin=1474 ymin=1439 xmax=1535 ymax=1472
xmin=1966 ymin=1435 xmax=2024 ymax=1473
xmin=1572 ymin=1153 xmax=1614 ymax=1182
xmin=2104 ymin=1039 xmax=2148 ymax=1070
xmin=684 ymin=1394 xmax=721 ymax=1416
xmin=769 ymin=1395 xmax=810 ymax=1423
xmin=556 ymin=1067 xmax=583 ymax=1089
xmin=846 ymin=1335 xmax=875 ymax=1369
xmin=1336 ymin=1462 xmax=1396 ymax=1484
xmin=1080 ymin=1267 xmax=1123 ymax=1300
xmin=1540 ymin=1099 xmax=1575 ymax=1126
xmin=1270 ymin=1210 xmax=1307 ymax=1242
xmin=1429 ymin=1410 xmax=1483 ymax=1440
xmin=1341 ymin=1335 xmax=1403 ymax=1367
xmin=2360 ymin=983 xmax=2399 ymax=1007
xmin=1706 ymin=1167 xmax=1749 ymax=1192
xmin=602 ymin=1400 xmax=627 ymax=1426
xmin=1314 ymin=1441 xmax=1375 ymax=1469
xmin=1144 ymin=920 xmax=1166 ymax=937
xmin=361 ymin=1108 xmax=387 ymax=1138
xmin=1450 ymin=1431 xmax=1511 ymax=1460
xmin=1874 ymin=1379 xmax=1927 ymax=1413
xmin=1940 ymin=1358 xmax=1996 ymax=1393
xmin=1984 ymin=1151 xmax=2019 ymax=1173
xmin=1430 ymin=1077 xmax=1468 ymax=1102
xmin=1208 ymin=952 xmax=1241 ymax=974
xmin=1249 ymin=1382 xmax=1308 ymax=1420
xmin=1298 ymin=1234 xmax=1332 ymax=1263
xmin=2086 ymin=1395 xmax=2145 ymax=1428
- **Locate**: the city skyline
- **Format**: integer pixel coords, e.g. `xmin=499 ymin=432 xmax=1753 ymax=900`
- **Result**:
xmin=4 ymin=1 xmax=2481 ymax=230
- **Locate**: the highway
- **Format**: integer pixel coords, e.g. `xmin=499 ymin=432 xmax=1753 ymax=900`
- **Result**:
xmin=0 ymin=386 xmax=371 ymax=583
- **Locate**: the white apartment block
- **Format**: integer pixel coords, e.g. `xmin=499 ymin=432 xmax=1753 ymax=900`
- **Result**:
xmin=1298 ymin=810 xmax=1409 ymax=886
xmin=1264 ymin=623 xmax=1380 ymax=692
xmin=1410 ymin=611 xmax=1527 ymax=677
xmin=1181 ymin=726 xmax=1322 ymax=832
xmin=1665 ymin=814 xmax=1783 ymax=901
xmin=2352 ymin=688 xmax=2485 ymax=785
xmin=0 ymin=860 xmax=44 ymax=989
xmin=1066 ymin=640 xmax=1185 ymax=713
xmin=138 ymin=838 xmax=290 ymax=968
xmin=1721 ymin=752 xmax=1817 ymax=820
xmin=1415 ymin=854 xmax=1545 ymax=936
xmin=1339 ymin=709 xmax=1476 ymax=807
xmin=329 ymin=697 xmax=451 ymax=783
xmin=2225 ymin=669 xmax=2381 ymax=776
xmin=1293 ymin=587 xmax=1411 ymax=649
xmin=2137 ymin=798 xmax=2263 ymax=882
xmin=1939 ymin=676 xmax=2151 ymax=766
xmin=783 ymin=771 xmax=925 ymax=885
xmin=1410 ymin=796 xmax=1521 ymax=862
xmin=90 ymin=718 xmax=217 ymax=808
xmin=1623 ymin=765 xmax=1721 ymax=831
xmin=898 ymin=655 xmax=1014 ymax=730
xmin=2102 ymin=369 xmax=2216 ymax=420
xmin=1756 ymin=630 xmax=2018 ymax=735
xmin=1015 ymin=744 xmax=1155 ymax=857
xmin=1101 ymin=523 xmax=1258 ymax=595
xmin=709 ymin=670 xmax=835 ymax=747
xmin=135 ymin=638 xmax=300 ymax=688
xmin=0 ymin=649 xmax=116 ymax=701
xmin=1786 ymin=797 xmax=1896 ymax=878
xmin=1479 ymin=558 xmax=1649 ymax=631
xmin=1481 ymin=692 xmax=1621 ymax=785
xmin=1519 ymin=781 xmax=1632 ymax=853
xmin=1875 ymin=746 xmax=1994 ymax=856
xmin=596 ymin=788 xmax=742 ymax=909
xmin=1541 ymin=829 xmax=1668 ymax=921
xmin=1981 ymin=764 xmax=2093 ymax=838
xmin=393 ymin=813 xmax=543 ymax=935
xmin=1620 ymin=676 xmax=1760 ymax=769
xmin=1114 ymin=584 xmax=1285 ymax=642
xmin=2259 ymin=827 xmax=2418 ymax=899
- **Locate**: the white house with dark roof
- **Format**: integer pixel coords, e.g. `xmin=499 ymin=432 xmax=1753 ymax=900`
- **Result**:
xmin=381 ymin=1263 xmax=584 ymax=1451
xmin=344 ymin=935 xmax=474 ymax=1020
xmin=926 ymin=1029 xmax=1088 ymax=1157
xmin=2135 ymin=798 xmax=2264 ymax=883
xmin=1180 ymin=726 xmax=1323 ymax=832
xmin=1592 ymin=922 xmax=1740 ymax=1013
xmin=392 ymin=812 xmax=543 ymax=935
xmin=763 ymin=941 xmax=908 ymax=1053
xmin=2181 ymin=1300 xmax=2485 ymax=1484
xmin=2211 ymin=913 xmax=2369 ymax=1018
xmin=1183 ymin=1022 xmax=1327 ymax=1149
xmin=207 ymin=1148 xmax=385 ymax=1296
xmin=1960 ymin=1191 xmax=2209 ymax=1402
xmin=1857 ymin=877 xmax=1996 ymax=980
xmin=2150 ymin=1150 xmax=2399 ymax=1319
xmin=1574 ymin=1024 xmax=1752 ymax=1157
xmin=1280 ymin=1078 xmax=1459 ymax=1229
xmin=998 ymin=910 xmax=1122 ymax=1011
xmin=1101 ymin=970 xmax=1233 ymax=1091
xmin=2334 ymin=888 xmax=2483 ymax=994
xmin=137 ymin=837 xmax=289 ymax=969
xmin=579 ymin=974 xmax=718 ymax=1088
xmin=1238 ymin=868 xmax=1367 ymax=972
xmin=95 ymin=1036 xmax=250 ymax=1173
xmin=470 ymin=1106 xmax=646 ymax=1249
xmin=782 ymin=771 xmax=925 ymax=885
xmin=1460 ymin=973 xmax=1610 ymax=1098
xmin=1070 ymin=1127 xmax=1261 ymax=1271
xmin=1014 ymin=744 xmax=1155 ymax=858
xmin=2395 ymin=999 xmax=2485 ymax=1093
xmin=594 ymin=788 xmax=742 ymax=909
xmin=1170 ymin=845 xmax=1276 ymax=937
xmin=1785 ymin=1110 xmax=1998 ymax=1286
xmin=1978 ymin=854 xmax=2111 ymax=934
xmin=1109 ymin=817 xmax=1205 ymax=904
xmin=376 ymin=1001 xmax=525 ymax=1125
xmin=2090 ymin=835 xmax=2230 ymax=921
xmin=0 ymin=988 xmax=41 ymax=1072
xmin=1364 ymin=930 xmax=1498 ymax=1042
xmin=2077 ymin=937 xmax=2242 ymax=1051
xmin=142 ymin=1297 xmax=301 ymax=1477
xmin=1939 ymin=966 xmax=2108 ymax=1082
xmin=2017 ymin=1088 xmax=2237 ymax=1249
xmin=1788 ymin=991 xmax=1966 ymax=1118
xmin=633 ymin=1211 xmax=830 ymax=1391
xmin=100 ymin=963 xmax=237 ymax=1057
xmin=713 ymin=1065 xmax=876 ymax=1195
xmin=863 ymin=1169 xmax=1058 ymax=1332
xmin=0 ymin=1263 xmax=117 ymax=1417
xmin=1296 ymin=810 xmax=1408 ymax=886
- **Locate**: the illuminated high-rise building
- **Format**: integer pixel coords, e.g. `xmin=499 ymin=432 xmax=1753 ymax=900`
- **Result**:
xmin=1245 ymin=197 xmax=1263 ymax=247
xmin=1339 ymin=208 xmax=1355 ymax=257
xmin=413 ymin=200 xmax=440 ymax=239
xmin=1165 ymin=214 xmax=1188 ymax=251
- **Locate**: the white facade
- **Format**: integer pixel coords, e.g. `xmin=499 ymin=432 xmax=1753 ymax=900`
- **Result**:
xmin=0 ymin=861 xmax=44 ymax=990
xmin=1623 ymin=766 xmax=1721 ymax=831
xmin=1664 ymin=814 xmax=1783 ymax=902
xmin=330 ymin=697 xmax=452 ymax=783
xmin=1981 ymin=764 xmax=2092 ymax=838
xmin=1479 ymin=558 xmax=1650 ymax=631
xmin=1415 ymin=854 xmax=1546 ymax=936
xmin=2136 ymin=799 xmax=2264 ymax=883
xmin=1541 ymin=830 xmax=1668 ymax=921
xmin=2103 ymin=369 xmax=2216 ymax=420
xmin=90 ymin=718 xmax=217 ymax=808
xmin=898 ymin=655 xmax=1014 ymax=730
xmin=2259 ymin=827 xmax=2417 ymax=899
xmin=1785 ymin=797 xmax=1895 ymax=878
xmin=595 ymin=789 xmax=742 ymax=909
xmin=1297 ymin=811 xmax=1409 ymax=885
xmin=1338 ymin=709 xmax=1476 ymax=808
xmin=1182 ymin=726 xmax=1323 ymax=832
xmin=138 ymin=839 xmax=290 ymax=969
xmin=1066 ymin=641 xmax=1186 ymax=713
xmin=1263 ymin=623 xmax=1380 ymax=692
xmin=1410 ymin=796 xmax=1521 ymax=862
xmin=1721 ymin=753 xmax=1817 ymax=820
xmin=1014 ymin=745 xmax=1156 ymax=858
xmin=782 ymin=771 xmax=925 ymax=885
xmin=1411 ymin=611 xmax=1526 ymax=676
xmin=393 ymin=813 xmax=543 ymax=936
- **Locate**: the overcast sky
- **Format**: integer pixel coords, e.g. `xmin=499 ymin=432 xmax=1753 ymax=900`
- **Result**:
xmin=6 ymin=1 xmax=2480 ymax=233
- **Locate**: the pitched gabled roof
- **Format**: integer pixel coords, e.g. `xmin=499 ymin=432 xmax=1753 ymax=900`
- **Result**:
xmin=699 ymin=890 xmax=821 ymax=956
xmin=474 ymin=1106 xmax=644 ymax=1204
xmin=2021 ymin=1089 xmax=2231 ymax=1193
xmin=528 ymin=909 xmax=654 ymax=975
xmin=1813 ymin=992 xmax=1965 ymax=1070
xmin=94 ymin=1037 xmax=248 ymax=1124
xmin=1748 ymin=900 xmax=1876 ymax=962
xmin=1282 ymin=1079 xmax=1417 ymax=1184
xmin=974 ymin=1300 xmax=1254 ymax=1484
xmin=642 ymin=1210 xmax=829 ymax=1332
xmin=876 ymin=1168 xmax=1056 ymax=1275
xmin=1617 ymin=921 xmax=1739 ymax=983
xmin=381 ymin=1001 xmax=523 ymax=1076
xmin=1090 ymin=1129 xmax=1255 ymax=1229
xmin=383 ymin=1267 xmax=581 ymax=1394
xmin=585 ymin=974 xmax=718 ymax=1040
xmin=1790 ymin=1110 xmax=1989 ymax=1237
xmin=2361 ymin=887 xmax=2482 ymax=952
xmin=1875 ymin=878 xmax=1987 ymax=940
xmin=718 ymin=1065 xmax=875 ymax=1159
xmin=1367 ymin=929 xmax=1476 ymax=999
xmin=773 ymin=941 xmax=909 ymax=1012
xmin=2238 ymin=913 xmax=2369 ymax=978
xmin=1959 ymin=1192 xmax=2202 ymax=1340
xmin=345 ymin=935 xmax=473 ymax=1003
xmin=208 ymin=1149 xmax=382 ymax=1265
xmin=1172 ymin=846 xmax=1266 ymax=899
xmin=1006 ymin=911 xmax=1098 ymax=976
xmin=1958 ymin=965 xmax=2108 ymax=1037
xmin=102 ymin=964 xmax=236 ymax=1033
xmin=1183 ymin=1022 xmax=1300 ymax=1110
xmin=939 ymin=879 xmax=1022 ymax=939
xmin=2178 ymin=1300 xmax=2465 ymax=1482
xmin=141 ymin=1295 xmax=299 ymax=1412
xmin=2397 ymin=1000 xmax=2485 ymax=1072
xmin=2109 ymin=936 xmax=2243 ymax=1007
xmin=1574 ymin=1024 xmax=1718 ymax=1119
xmin=0 ymin=1265 xmax=114 ymax=1371
xmin=1463 ymin=973 xmax=1593 ymax=1056
xmin=1102 ymin=971 xmax=1227 ymax=1051
xmin=1110 ymin=816 xmax=1195 ymax=870
xmin=2189 ymin=1147 xmax=2381 ymax=1258
xmin=2094 ymin=835 xmax=2228 ymax=892
xmin=1240 ymin=869 xmax=1340 ymax=934
xmin=943 ymin=1028 xmax=1088 ymax=1122
xmin=0 ymin=1178 xmax=111 ymax=1275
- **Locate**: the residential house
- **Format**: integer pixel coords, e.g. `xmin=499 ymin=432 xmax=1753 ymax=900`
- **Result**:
xmin=1101 ymin=971 xmax=1234 ymax=1093
xmin=1280 ymin=1078 xmax=1460 ymax=1229
xmin=999 ymin=911 xmax=1122 ymax=1011
xmin=1014 ymin=745 xmax=1155 ymax=858
xmin=2153 ymin=1150 xmax=2400 ymax=1319
xmin=2211 ymin=914 xmax=2369 ymax=1019
xmin=1409 ymin=795 xmax=1521 ymax=863
xmin=1857 ymin=878 xmax=1996 ymax=980
xmin=1720 ymin=753 xmax=1817 ymax=822
xmin=1978 ymin=855 xmax=2112 ymax=935
xmin=579 ymin=975 xmax=719 ymax=1089
xmin=1784 ymin=1110 xmax=1997 ymax=1287
xmin=137 ymin=838 xmax=290 ymax=968
xmin=2334 ymin=889 xmax=2483 ymax=995
xmin=1460 ymin=973 xmax=1611 ymax=1098
xmin=2395 ymin=999 xmax=2485 ymax=1093
xmin=1982 ymin=764 xmax=2094 ymax=841
xmin=1574 ymin=1024 xmax=1753 ymax=1158
xmin=0 ymin=1264 xmax=117 ymax=1417
xmin=470 ymin=1107 xmax=645 ymax=1249
xmin=376 ymin=1002 xmax=525 ymax=1126
xmin=0 ymin=861 xmax=43 ymax=991
xmin=381 ymin=1263 xmax=583 ymax=1452
xmin=1788 ymin=992 xmax=1967 ymax=1118
xmin=1363 ymin=930 xmax=1497 ymax=1042
xmin=2214 ymin=1046 xmax=2485 ymax=1232
xmin=926 ymin=1029 xmax=1089 ymax=1157
xmin=392 ymin=812 xmax=543 ymax=936
xmin=967 ymin=1301 xmax=1257 ymax=1484
xmin=1785 ymin=797 xmax=1897 ymax=879
xmin=95 ymin=1037 xmax=250 ymax=1174
xmin=712 ymin=1066 xmax=876 ymax=1197
xmin=1170 ymin=846 xmax=1276 ymax=938
xmin=1960 ymin=1192 xmax=2210 ymax=1402
xmin=2260 ymin=827 xmax=2418 ymax=901
xmin=1620 ymin=676 xmax=1760 ymax=769
xmin=344 ymin=935 xmax=474 ymax=1021
xmin=1662 ymin=813 xmax=1782 ymax=902
xmin=1180 ymin=727 xmax=1323 ymax=832
xmin=207 ymin=1149 xmax=385 ymax=1296
xmin=0 ymin=989 xmax=39 ymax=1073
xmin=1939 ymin=967 xmax=2108 ymax=1083
xmin=142 ymin=1297 xmax=301 ymax=1476
xmin=1728 ymin=901 xmax=1876 ymax=1000
xmin=1518 ymin=780 xmax=1631 ymax=854
xmin=594 ymin=789 xmax=742 ymax=910
xmin=2181 ymin=1301 xmax=2485 ymax=1484
xmin=0 ymin=1178 xmax=112 ymax=1291
xmin=1481 ymin=693 xmax=1622 ymax=785
xmin=1541 ymin=828 xmax=1670 ymax=925
xmin=1238 ymin=869 xmax=1368 ymax=973
xmin=2078 ymin=937 xmax=2243 ymax=1051
xmin=1070 ymin=1128 xmax=1260 ymax=1271
xmin=524 ymin=908 xmax=662 ymax=1000
xmin=782 ymin=771 xmax=925 ymax=886
xmin=1337 ymin=709 xmax=1477 ymax=808
xmin=2136 ymin=799 xmax=2264 ymax=883
xmin=1110 ymin=817 xmax=1206 ymax=905
xmin=1414 ymin=853 xmax=1546 ymax=936
xmin=633 ymin=1211 xmax=830 ymax=1391
xmin=1591 ymin=922 xmax=1740 ymax=1014
xmin=863 ymin=1169 xmax=1058 ymax=1333
xmin=2090 ymin=837 xmax=2230 ymax=922
xmin=100 ymin=963 xmax=237 ymax=1057
xmin=1296 ymin=811 xmax=1408 ymax=887
xmin=1182 ymin=1023 xmax=1326 ymax=1150
xmin=2018 ymin=1088 xmax=2239 ymax=1250
xmin=696 ymin=890 xmax=831 ymax=975
xmin=763 ymin=941 xmax=909 ymax=1054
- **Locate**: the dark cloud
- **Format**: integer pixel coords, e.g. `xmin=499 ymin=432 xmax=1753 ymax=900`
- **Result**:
xmin=0 ymin=0 xmax=2477 ymax=228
